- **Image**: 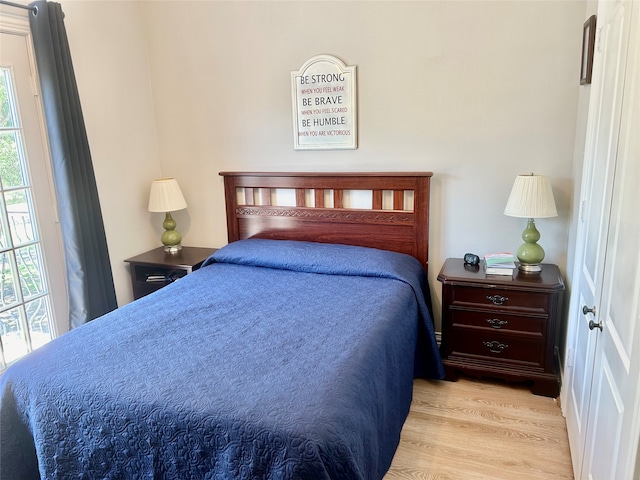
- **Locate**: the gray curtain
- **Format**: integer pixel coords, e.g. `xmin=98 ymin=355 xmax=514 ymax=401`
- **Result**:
xmin=29 ymin=0 xmax=117 ymax=328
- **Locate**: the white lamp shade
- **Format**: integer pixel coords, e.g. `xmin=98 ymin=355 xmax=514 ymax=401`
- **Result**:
xmin=504 ymin=174 xmax=558 ymax=218
xmin=148 ymin=178 xmax=187 ymax=212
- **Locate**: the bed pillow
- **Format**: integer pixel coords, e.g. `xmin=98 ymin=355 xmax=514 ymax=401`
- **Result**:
xmin=205 ymin=238 xmax=425 ymax=285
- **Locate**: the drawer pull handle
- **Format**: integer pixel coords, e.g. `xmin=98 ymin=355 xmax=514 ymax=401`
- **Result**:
xmin=483 ymin=340 xmax=508 ymax=354
xmin=486 ymin=295 xmax=508 ymax=306
xmin=486 ymin=318 xmax=508 ymax=329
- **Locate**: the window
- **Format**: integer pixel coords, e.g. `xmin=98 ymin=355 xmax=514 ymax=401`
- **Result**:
xmin=1 ymin=21 xmax=71 ymax=369
xmin=0 ymin=67 xmax=55 ymax=369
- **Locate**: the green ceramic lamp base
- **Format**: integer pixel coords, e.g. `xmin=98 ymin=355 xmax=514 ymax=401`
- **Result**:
xmin=516 ymin=218 xmax=545 ymax=273
xmin=161 ymin=212 xmax=182 ymax=254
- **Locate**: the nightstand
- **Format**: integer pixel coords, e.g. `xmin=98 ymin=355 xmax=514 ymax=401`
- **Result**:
xmin=437 ymin=258 xmax=564 ymax=397
xmin=124 ymin=246 xmax=218 ymax=300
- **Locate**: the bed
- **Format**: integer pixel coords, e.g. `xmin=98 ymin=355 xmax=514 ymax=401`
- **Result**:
xmin=0 ymin=172 xmax=443 ymax=479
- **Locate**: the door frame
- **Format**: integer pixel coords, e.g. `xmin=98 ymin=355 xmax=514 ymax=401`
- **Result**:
xmin=561 ymin=1 xmax=640 ymax=478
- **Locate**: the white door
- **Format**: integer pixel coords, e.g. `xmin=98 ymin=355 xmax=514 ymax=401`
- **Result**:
xmin=0 ymin=12 xmax=67 ymax=368
xmin=564 ymin=1 xmax=640 ymax=478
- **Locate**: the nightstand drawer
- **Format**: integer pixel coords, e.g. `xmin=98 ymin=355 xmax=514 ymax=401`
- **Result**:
xmin=450 ymin=328 xmax=545 ymax=367
xmin=450 ymin=310 xmax=546 ymax=335
xmin=451 ymin=286 xmax=550 ymax=314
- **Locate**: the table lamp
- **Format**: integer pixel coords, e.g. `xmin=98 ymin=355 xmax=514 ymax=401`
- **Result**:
xmin=148 ymin=178 xmax=187 ymax=254
xmin=504 ymin=173 xmax=557 ymax=273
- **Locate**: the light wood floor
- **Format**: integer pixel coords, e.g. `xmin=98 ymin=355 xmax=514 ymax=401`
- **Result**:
xmin=384 ymin=377 xmax=574 ymax=480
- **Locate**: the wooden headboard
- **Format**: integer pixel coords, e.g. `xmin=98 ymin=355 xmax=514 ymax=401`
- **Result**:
xmin=219 ymin=172 xmax=433 ymax=274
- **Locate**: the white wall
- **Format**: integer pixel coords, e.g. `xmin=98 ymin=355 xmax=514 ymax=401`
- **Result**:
xmin=59 ymin=0 xmax=161 ymax=306
xmin=61 ymin=0 xmax=585 ymax=330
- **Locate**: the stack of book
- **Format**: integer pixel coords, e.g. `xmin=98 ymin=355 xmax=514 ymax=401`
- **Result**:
xmin=146 ymin=274 xmax=167 ymax=283
xmin=483 ymin=253 xmax=516 ymax=276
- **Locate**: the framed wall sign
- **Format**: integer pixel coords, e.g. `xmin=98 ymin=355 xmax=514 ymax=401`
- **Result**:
xmin=580 ymin=15 xmax=596 ymax=85
xmin=291 ymin=54 xmax=357 ymax=150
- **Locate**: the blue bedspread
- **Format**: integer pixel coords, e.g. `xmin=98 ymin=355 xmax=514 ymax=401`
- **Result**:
xmin=0 ymin=240 xmax=444 ymax=479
